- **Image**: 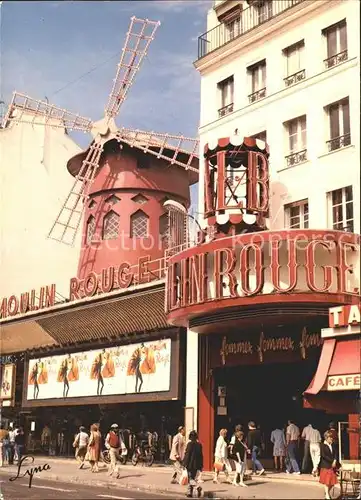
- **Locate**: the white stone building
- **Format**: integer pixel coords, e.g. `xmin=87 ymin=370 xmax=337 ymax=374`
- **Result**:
xmin=0 ymin=118 xmax=82 ymax=301
xmin=194 ymin=0 xmax=360 ymax=234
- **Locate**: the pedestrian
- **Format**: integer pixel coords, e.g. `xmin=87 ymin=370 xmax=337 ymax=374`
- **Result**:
xmin=0 ymin=427 xmax=9 ymax=467
xmin=73 ymin=426 xmax=89 ymax=469
xmin=247 ymin=421 xmax=265 ymax=476
xmin=285 ymin=419 xmax=300 ymax=474
xmin=229 ymin=429 xmax=248 ymax=487
xmin=105 ymin=424 xmax=127 ymax=478
xmin=183 ymin=430 xmax=203 ymax=499
xmin=270 ymin=426 xmax=286 ymax=471
xmin=302 ymin=423 xmax=321 ymax=476
xmin=170 ymin=426 xmax=186 ymax=484
xmin=319 ymin=431 xmax=339 ymax=500
xmin=213 ymin=428 xmax=231 ymax=484
xmin=324 ymin=422 xmax=339 ymax=460
xmin=230 ymin=424 xmax=243 ymax=446
xmin=14 ymin=427 xmax=25 ymax=463
xmin=8 ymin=427 xmax=15 ymax=464
xmin=87 ymin=423 xmax=101 ymax=472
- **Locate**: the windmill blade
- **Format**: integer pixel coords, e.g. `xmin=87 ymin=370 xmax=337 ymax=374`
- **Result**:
xmin=48 ymin=140 xmax=103 ymax=246
xmin=2 ymin=91 xmax=93 ymax=132
xmin=105 ymin=17 xmax=160 ymax=119
xmin=116 ymin=128 xmax=199 ymax=173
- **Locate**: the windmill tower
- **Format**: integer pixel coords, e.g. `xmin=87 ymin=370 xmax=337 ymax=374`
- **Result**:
xmin=2 ymin=17 xmax=199 ymax=280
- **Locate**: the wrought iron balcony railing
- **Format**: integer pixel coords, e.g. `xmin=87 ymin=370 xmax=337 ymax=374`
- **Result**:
xmin=326 ymin=134 xmax=351 ymax=152
xmin=324 ymin=50 xmax=348 ymax=69
xmin=197 ymin=0 xmax=305 ymax=60
xmin=284 ymin=69 xmax=306 ymax=87
xmin=218 ymin=103 xmax=234 ymax=118
xmin=248 ymin=87 xmax=266 ymax=104
xmin=285 ymin=149 xmax=307 ymax=167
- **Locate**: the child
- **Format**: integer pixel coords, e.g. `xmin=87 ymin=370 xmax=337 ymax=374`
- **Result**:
xmin=183 ymin=430 xmax=203 ymax=498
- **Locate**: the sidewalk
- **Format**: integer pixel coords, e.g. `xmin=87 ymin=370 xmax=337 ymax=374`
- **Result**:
xmin=0 ymin=457 xmax=325 ymax=499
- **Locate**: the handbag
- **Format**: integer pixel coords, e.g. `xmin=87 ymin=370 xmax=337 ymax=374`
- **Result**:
xmin=213 ymin=461 xmax=224 ymax=472
xmin=179 ymin=468 xmax=188 ymax=485
xmin=85 ymin=449 xmax=91 ymax=461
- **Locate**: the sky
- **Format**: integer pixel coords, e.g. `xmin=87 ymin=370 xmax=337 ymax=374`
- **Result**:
xmin=0 ymin=0 xmax=213 ymax=208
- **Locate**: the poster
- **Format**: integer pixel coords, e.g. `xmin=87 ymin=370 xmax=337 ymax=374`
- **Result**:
xmin=0 ymin=364 xmax=16 ymax=400
xmin=26 ymin=338 xmax=171 ymax=401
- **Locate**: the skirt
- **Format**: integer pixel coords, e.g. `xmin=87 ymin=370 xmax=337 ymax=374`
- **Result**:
xmin=319 ymin=468 xmax=338 ymax=486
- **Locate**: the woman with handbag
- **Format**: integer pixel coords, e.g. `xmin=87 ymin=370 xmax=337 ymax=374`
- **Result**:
xmin=319 ymin=431 xmax=339 ymax=500
xmin=229 ymin=430 xmax=249 ymax=487
xmin=213 ymin=429 xmax=231 ymax=484
xmin=87 ymin=423 xmax=102 ymax=472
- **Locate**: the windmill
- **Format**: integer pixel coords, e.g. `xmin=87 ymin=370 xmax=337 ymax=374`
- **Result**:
xmin=2 ymin=16 xmax=199 ymax=247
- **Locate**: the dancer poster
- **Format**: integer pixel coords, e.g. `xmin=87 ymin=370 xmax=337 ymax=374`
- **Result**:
xmin=26 ymin=338 xmax=171 ymax=401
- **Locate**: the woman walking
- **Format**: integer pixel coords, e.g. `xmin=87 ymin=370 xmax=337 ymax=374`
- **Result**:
xmin=270 ymin=426 xmax=286 ymax=471
xmin=213 ymin=428 xmax=231 ymax=484
xmin=247 ymin=421 xmax=265 ymax=475
xmin=319 ymin=431 xmax=339 ymax=500
xmin=183 ymin=430 xmax=203 ymax=498
xmin=87 ymin=424 xmax=102 ymax=472
xmin=229 ymin=430 xmax=248 ymax=487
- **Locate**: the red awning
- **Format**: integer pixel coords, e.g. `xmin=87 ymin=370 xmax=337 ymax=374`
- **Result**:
xmin=304 ymin=338 xmax=361 ymax=395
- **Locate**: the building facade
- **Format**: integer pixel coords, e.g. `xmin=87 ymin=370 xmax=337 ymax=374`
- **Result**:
xmin=168 ymin=0 xmax=360 ymax=471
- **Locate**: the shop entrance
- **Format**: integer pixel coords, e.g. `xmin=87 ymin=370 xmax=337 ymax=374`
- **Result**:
xmin=214 ymin=359 xmax=347 ymax=459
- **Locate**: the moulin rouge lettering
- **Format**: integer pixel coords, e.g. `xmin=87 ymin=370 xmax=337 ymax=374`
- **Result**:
xmin=0 ymin=285 xmax=56 ymax=320
xmin=220 ymin=328 xmax=323 ymax=365
xmin=166 ymin=236 xmax=359 ymax=313
xmin=9 ymin=455 xmax=51 ymax=488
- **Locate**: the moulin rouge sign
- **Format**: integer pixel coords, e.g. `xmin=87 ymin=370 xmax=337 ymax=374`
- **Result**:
xmin=0 ymin=256 xmax=164 ymax=319
xmin=166 ymin=233 xmax=359 ymax=313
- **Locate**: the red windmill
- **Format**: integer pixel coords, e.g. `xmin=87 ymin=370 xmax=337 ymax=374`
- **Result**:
xmin=3 ymin=17 xmax=199 ymax=279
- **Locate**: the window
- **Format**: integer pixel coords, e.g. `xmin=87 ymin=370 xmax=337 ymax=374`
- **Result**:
xmin=88 ymin=199 xmax=97 ymax=209
xmin=217 ymin=76 xmax=234 ymax=117
xmin=323 ymin=20 xmax=348 ymax=68
xmin=132 ymin=194 xmax=148 ymax=205
xmin=222 ymin=7 xmax=241 ymax=41
xmin=328 ymin=186 xmax=353 ymax=232
xmin=86 ymin=215 xmax=96 ymax=245
xmin=327 ymin=98 xmax=350 ymax=151
xmin=285 ymin=200 xmax=309 ymax=229
xmin=284 ymin=115 xmax=307 ymax=166
xmin=256 ymin=1 xmax=273 ymax=24
xmin=283 ymin=40 xmax=305 ymax=86
xmin=248 ymin=60 xmax=266 ymax=103
xmin=130 ymin=210 xmax=149 ymax=238
xmin=102 ymin=210 xmax=119 ymax=240
xmin=159 ymin=213 xmax=169 ymax=242
xmin=105 ymin=194 xmax=120 ymax=205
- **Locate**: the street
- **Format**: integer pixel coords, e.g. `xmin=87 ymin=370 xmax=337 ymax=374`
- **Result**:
xmin=0 ymin=477 xmax=177 ymax=500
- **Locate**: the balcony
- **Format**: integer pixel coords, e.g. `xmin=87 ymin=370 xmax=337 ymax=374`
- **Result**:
xmin=284 ymin=69 xmax=306 ymax=87
xmin=248 ymin=87 xmax=266 ymax=103
xmin=218 ymin=103 xmax=234 ymax=118
xmin=285 ymin=149 xmax=307 ymax=167
xmin=326 ymin=134 xmax=351 ymax=152
xmin=197 ymin=0 xmax=305 ymax=60
xmin=324 ymin=49 xmax=348 ymax=69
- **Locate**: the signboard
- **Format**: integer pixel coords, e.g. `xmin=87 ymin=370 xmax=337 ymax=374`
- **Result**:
xmin=25 ymin=338 xmax=171 ymax=402
xmin=0 ymin=363 xmax=16 ymax=404
xmin=329 ymin=305 xmax=361 ymax=328
xmin=327 ymin=374 xmax=361 ymax=391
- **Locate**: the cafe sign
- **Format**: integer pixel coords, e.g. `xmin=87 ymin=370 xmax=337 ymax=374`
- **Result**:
xmin=327 ymin=374 xmax=361 ymax=391
xmin=220 ymin=327 xmax=323 ymax=365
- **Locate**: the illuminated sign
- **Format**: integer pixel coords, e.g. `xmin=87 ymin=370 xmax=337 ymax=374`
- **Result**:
xmin=0 ymin=285 xmax=56 ymax=319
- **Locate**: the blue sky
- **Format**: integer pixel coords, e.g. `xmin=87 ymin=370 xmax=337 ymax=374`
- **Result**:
xmin=1 ymin=0 xmax=213 ymax=208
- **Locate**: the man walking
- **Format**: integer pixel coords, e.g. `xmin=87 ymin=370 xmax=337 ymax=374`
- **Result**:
xmin=286 ymin=420 xmax=300 ymax=474
xmin=170 ymin=426 xmax=186 ymax=484
xmin=302 ymin=423 xmax=321 ymax=475
xmin=105 ymin=424 xmax=127 ymax=478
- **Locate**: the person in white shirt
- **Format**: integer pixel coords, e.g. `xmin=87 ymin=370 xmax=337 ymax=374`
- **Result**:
xmin=286 ymin=420 xmax=300 ymax=474
xmin=213 ymin=429 xmax=231 ymax=484
xmin=105 ymin=424 xmax=127 ymax=478
xmin=73 ymin=426 xmax=89 ymax=469
xmin=170 ymin=426 xmax=186 ymax=484
xmin=301 ymin=424 xmax=321 ymax=476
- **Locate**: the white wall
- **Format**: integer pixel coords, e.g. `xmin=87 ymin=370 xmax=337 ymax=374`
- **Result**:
xmin=197 ymin=0 xmax=360 ymax=233
xmin=0 ymin=118 xmax=83 ymax=300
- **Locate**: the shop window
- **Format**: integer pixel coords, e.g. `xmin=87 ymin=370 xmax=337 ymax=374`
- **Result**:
xmin=86 ymin=215 xmax=96 ymax=245
xmin=130 ymin=210 xmax=149 ymax=238
xmin=102 ymin=210 xmax=119 ymax=240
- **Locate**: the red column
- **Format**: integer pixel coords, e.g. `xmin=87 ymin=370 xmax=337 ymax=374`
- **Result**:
xmin=198 ymin=375 xmax=214 ymax=471
xmin=348 ymin=414 xmax=360 ymax=460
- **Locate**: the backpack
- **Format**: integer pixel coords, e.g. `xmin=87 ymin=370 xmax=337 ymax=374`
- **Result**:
xmin=109 ymin=432 xmax=120 ymax=448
